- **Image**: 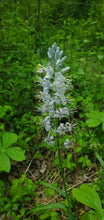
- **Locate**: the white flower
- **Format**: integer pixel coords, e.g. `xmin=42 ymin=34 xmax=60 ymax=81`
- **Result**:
xmin=41 ymin=91 xmax=51 ymax=104
xmin=45 ymin=66 xmax=54 ymax=79
xmin=54 ymin=107 xmax=69 ymax=118
xmin=64 ymin=139 xmax=71 ymax=149
xmin=43 ymin=116 xmax=51 ymax=131
xmin=57 ymin=123 xmax=66 ymax=135
xmin=57 ymin=122 xmax=73 ymax=135
xmin=37 ymin=64 xmax=45 ymax=73
xmin=37 ymin=42 xmax=74 ymax=146
xmin=41 ymin=102 xmax=54 ymax=115
xmin=41 ymin=78 xmax=51 ymax=90
xmin=44 ymin=132 xmax=55 ymax=146
xmin=65 ymin=122 xmax=73 ymax=132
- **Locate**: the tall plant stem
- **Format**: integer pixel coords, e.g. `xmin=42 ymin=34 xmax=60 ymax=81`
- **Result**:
xmin=56 ymin=133 xmax=74 ymax=220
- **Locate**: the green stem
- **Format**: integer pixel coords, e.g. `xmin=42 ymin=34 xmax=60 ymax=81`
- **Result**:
xmin=57 ymin=132 xmax=74 ymax=220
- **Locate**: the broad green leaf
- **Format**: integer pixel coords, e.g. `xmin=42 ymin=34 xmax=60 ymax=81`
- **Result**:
xmin=86 ymin=110 xmax=101 ymax=120
xmin=2 ymin=132 xmax=18 ymax=148
xmin=86 ymin=118 xmax=101 ymax=127
xmin=6 ymin=147 xmax=25 ymax=161
xmin=39 ymin=181 xmax=66 ymax=198
xmin=72 ymin=184 xmax=102 ymax=213
xmin=86 ymin=110 xmax=102 ymax=127
xmin=0 ymin=153 xmax=10 ymax=172
xmin=33 ymin=202 xmax=66 ymax=213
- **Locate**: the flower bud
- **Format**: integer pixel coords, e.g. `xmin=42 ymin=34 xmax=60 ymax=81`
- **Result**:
xmin=52 ymin=42 xmax=57 ymax=53
xmin=48 ymin=47 xmax=53 ymax=57
xmin=61 ymin=67 xmax=70 ymax=73
xmin=48 ymin=52 xmax=54 ymax=67
xmin=58 ymin=50 xmax=63 ymax=59
xmin=56 ymin=64 xmax=62 ymax=71
xmin=60 ymin=56 xmax=66 ymax=64
xmin=55 ymin=47 xmax=59 ymax=60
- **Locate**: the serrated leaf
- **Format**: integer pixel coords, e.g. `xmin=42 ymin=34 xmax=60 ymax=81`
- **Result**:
xmin=72 ymin=184 xmax=102 ymax=213
xmin=2 ymin=132 xmax=18 ymax=148
xmin=6 ymin=147 xmax=25 ymax=161
xmin=33 ymin=202 xmax=66 ymax=213
xmin=86 ymin=110 xmax=101 ymax=120
xmin=0 ymin=153 xmax=10 ymax=172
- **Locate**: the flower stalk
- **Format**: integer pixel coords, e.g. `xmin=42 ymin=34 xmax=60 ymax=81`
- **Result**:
xmin=37 ymin=42 xmax=75 ymax=219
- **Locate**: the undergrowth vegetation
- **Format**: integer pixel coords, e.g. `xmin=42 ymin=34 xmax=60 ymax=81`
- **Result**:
xmin=0 ymin=0 xmax=104 ymax=219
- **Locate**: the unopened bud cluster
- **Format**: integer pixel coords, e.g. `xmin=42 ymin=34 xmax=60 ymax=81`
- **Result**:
xmin=37 ymin=43 xmax=74 ymax=147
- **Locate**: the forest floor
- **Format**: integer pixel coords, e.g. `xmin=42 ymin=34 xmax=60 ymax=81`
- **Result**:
xmin=0 ymin=146 xmax=101 ymax=220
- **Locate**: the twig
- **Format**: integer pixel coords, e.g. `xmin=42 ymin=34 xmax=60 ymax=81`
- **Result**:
xmin=66 ymin=168 xmax=103 ymax=192
xmin=24 ymin=159 xmax=33 ymax=174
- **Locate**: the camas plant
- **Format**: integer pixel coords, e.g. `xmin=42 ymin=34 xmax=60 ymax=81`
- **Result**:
xmin=37 ymin=43 xmax=76 ymax=219
xmin=37 ymin=42 xmax=74 ymax=146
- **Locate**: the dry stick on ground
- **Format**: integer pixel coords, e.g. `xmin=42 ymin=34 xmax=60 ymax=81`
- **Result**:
xmin=66 ymin=168 xmax=103 ymax=192
xmin=24 ymin=159 xmax=33 ymax=174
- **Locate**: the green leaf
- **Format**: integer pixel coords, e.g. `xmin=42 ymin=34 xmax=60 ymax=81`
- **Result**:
xmin=6 ymin=147 xmax=25 ymax=161
xmin=0 ymin=106 xmax=11 ymax=118
xmin=39 ymin=181 xmax=66 ymax=198
xmin=86 ymin=110 xmax=101 ymax=120
xmin=86 ymin=110 xmax=102 ymax=128
xmin=2 ymin=132 xmax=18 ymax=148
xmin=80 ymin=212 xmax=97 ymax=220
xmin=86 ymin=118 xmax=101 ymax=127
xmin=0 ymin=153 xmax=10 ymax=172
xmin=33 ymin=202 xmax=66 ymax=213
xmin=95 ymin=152 xmax=104 ymax=168
xmin=72 ymin=184 xmax=102 ymax=213
xmin=97 ymin=55 xmax=104 ymax=60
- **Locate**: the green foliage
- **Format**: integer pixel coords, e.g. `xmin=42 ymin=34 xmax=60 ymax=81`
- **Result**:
xmin=0 ymin=132 xmax=25 ymax=172
xmin=78 ymin=155 xmax=91 ymax=168
xmin=63 ymin=153 xmax=76 ymax=170
xmin=86 ymin=110 xmax=104 ymax=131
xmin=39 ymin=210 xmax=58 ymax=220
xmin=0 ymin=175 xmax=38 ymax=219
xmin=39 ymin=181 xmax=67 ymax=199
xmin=33 ymin=202 xmax=66 ymax=213
xmin=0 ymin=0 xmax=104 ymax=219
xmin=31 ymin=180 xmax=72 ymax=219
xmin=72 ymin=184 xmax=104 ymax=220
xmin=95 ymin=152 xmax=104 ymax=202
